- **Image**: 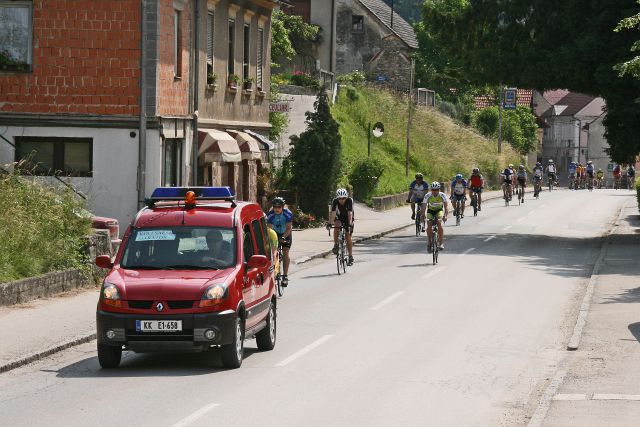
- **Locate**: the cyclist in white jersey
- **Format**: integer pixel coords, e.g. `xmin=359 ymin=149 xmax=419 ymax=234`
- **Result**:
xmin=407 ymin=173 xmax=429 ymax=220
xmin=546 ymin=159 xmax=557 ymax=185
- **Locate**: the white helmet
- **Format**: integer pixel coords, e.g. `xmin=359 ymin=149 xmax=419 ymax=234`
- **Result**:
xmin=431 ymin=181 xmax=440 ymax=189
xmin=548 ymin=159 xmax=554 ymax=163
xmin=336 ymin=188 xmax=348 ymax=198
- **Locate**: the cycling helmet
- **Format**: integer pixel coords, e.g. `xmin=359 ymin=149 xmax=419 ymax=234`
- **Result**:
xmin=536 ymin=162 xmax=542 ymax=167
xmin=587 ymin=160 xmax=593 ymax=164
xmin=415 ymin=173 xmax=423 ymax=180
xmin=271 ymin=197 xmax=285 ymax=207
xmin=336 ymin=188 xmax=348 ymax=198
xmin=472 ymin=167 xmax=480 ymax=174
xmin=519 ymin=164 xmax=525 ymax=170
xmin=509 ymin=164 xmax=514 ymax=169
xmin=431 ymin=181 xmax=440 ymax=190
xmin=548 ymin=159 xmax=554 ymax=163
xmin=455 ymin=173 xmax=463 ymax=180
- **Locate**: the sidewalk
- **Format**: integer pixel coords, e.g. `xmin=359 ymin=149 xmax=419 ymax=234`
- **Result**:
xmin=541 ymin=199 xmax=640 ymax=426
xmin=0 ymin=191 xmax=504 ymax=372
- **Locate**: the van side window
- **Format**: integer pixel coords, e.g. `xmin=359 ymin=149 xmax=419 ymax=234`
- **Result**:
xmin=252 ymin=219 xmax=267 ymax=256
xmin=260 ymin=217 xmax=271 ymax=260
xmin=243 ymin=224 xmax=254 ymax=262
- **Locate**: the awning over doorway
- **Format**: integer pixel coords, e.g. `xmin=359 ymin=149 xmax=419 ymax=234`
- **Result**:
xmin=229 ymin=130 xmax=262 ymax=161
xmin=243 ymin=129 xmax=276 ymax=150
xmin=198 ymin=129 xmax=241 ymax=163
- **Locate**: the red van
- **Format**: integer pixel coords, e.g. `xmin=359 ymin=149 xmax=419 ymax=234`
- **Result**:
xmin=94 ymin=187 xmax=277 ymax=369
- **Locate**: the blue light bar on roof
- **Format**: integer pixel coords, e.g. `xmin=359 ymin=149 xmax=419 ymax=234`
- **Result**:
xmin=150 ymin=187 xmax=235 ymax=200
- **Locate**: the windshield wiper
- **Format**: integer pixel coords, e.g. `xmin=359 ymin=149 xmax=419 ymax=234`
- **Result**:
xmin=163 ymin=265 xmax=218 ymax=270
xmin=122 ymin=265 xmax=160 ymax=270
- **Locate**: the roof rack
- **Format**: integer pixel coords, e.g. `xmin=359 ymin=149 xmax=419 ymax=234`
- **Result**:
xmin=144 ymin=187 xmax=236 ymax=208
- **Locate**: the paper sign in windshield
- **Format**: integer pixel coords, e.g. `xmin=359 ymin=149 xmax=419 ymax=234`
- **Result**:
xmin=135 ymin=230 xmax=176 ymax=241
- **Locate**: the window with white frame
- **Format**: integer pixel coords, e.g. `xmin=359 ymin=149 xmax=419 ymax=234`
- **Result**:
xmin=174 ymin=10 xmax=182 ymax=78
xmin=206 ymin=11 xmax=215 ymax=85
xmin=257 ymin=28 xmax=264 ymax=91
xmin=0 ymin=1 xmax=33 ymax=72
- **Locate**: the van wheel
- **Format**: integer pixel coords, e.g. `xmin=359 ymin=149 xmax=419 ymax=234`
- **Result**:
xmin=97 ymin=344 xmax=122 ymax=368
xmin=256 ymin=301 xmax=276 ymax=351
xmin=220 ymin=317 xmax=244 ymax=369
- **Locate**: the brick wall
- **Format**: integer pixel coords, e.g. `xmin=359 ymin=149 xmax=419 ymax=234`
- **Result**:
xmin=0 ymin=0 xmax=141 ymax=116
xmin=156 ymin=0 xmax=190 ymax=117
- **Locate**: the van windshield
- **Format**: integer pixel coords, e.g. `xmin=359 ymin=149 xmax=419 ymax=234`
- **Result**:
xmin=121 ymin=227 xmax=236 ymax=270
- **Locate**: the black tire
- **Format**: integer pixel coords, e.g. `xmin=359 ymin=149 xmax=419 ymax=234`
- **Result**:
xmin=256 ymin=301 xmax=276 ymax=351
xmin=97 ymin=344 xmax=122 ymax=369
xmin=276 ymin=275 xmax=284 ymax=297
xmin=432 ymin=231 xmax=439 ymax=265
xmin=336 ymin=248 xmax=342 ymax=275
xmin=220 ymin=317 xmax=244 ymax=369
xmin=415 ymin=217 xmax=421 ymax=237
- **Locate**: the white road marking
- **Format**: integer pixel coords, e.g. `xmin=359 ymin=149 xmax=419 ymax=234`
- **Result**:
xmin=370 ymin=291 xmax=404 ymax=311
xmin=503 ymin=225 xmax=513 ymax=231
xmin=458 ymin=247 xmax=476 ymax=257
xmin=528 ymin=367 xmax=568 ymax=427
xmin=170 ymin=403 xmax=220 ymax=427
xmin=517 ymin=216 xmax=526 ymax=223
xmin=553 ymin=394 xmax=587 ymax=401
xmin=275 ymin=335 xmax=333 ymax=367
xmin=484 ymin=235 xmax=496 ymax=242
xmin=422 ymin=266 xmax=446 ymax=279
xmin=541 ymin=204 xmax=548 ymax=208
xmin=528 ymin=210 xmax=536 ymax=216
xmin=592 ymin=394 xmax=640 ymax=401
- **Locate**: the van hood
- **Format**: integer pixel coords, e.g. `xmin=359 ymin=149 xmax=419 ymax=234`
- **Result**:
xmin=105 ymin=268 xmax=234 ymax=301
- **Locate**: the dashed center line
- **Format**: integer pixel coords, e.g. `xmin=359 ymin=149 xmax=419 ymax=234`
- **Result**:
xmin=517 ymin=217 xmax=526 ymax=222
xmin=275 ymin=335 xmax=333 ymax=367
xmin=503 ymin=225 xmax=513 ymax=231
xmin=551 ymin=393 xmax=640 ymax=402
xmin=422 ymin=266 xmax=446 ymax=279
xmin=458 ymin=247 xmax=476 ymax=257
xmin=484 ymin=235 xmax=496 ymax=242
xmin=171 ymin=403 xmax=220 ymax=427
xmin=528 ymin=210 xmax=536 ymax=216
xmin=593 ymin=394 xmax=640 ymax=401
xmin=553 ymin=394 xmax=587 ymax=401
xmin=370 ymin=291 xmax=404 ymax=311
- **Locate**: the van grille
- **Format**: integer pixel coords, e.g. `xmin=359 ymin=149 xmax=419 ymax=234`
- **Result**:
xmin=127 ymin=300 xmax=153 ymax=309
xmin=167 ymin=300 xmax=195 ymax=309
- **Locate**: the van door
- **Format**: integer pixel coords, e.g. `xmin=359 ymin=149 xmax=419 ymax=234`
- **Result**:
xmin=251 ymin=217 xmax=271 ymax=304
xmin=242 ymin=223 xmax=260 ymax=329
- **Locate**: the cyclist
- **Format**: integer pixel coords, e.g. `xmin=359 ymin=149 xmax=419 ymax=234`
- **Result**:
xmin=577 ymin=163 xmax=585 ymax=188
xmin=329 ymin=188 xmax=354 ymax=266
xmin=546 ymin=159 xmax=557 ymax=187
xmin=508 ymin=164 xmax=516 ymax=196
xmin=468 ymin=167 xmax=484 ymax=211
xmin=267 ymin=226 xmax=279 ymax=264
xmin=568 ymin=161 xmax=577 ymax=189
xmin=596 ymin=168 xmax=605 ymax=188
xmin=450 ymin=173 xmax=468 ymax=218
xmin=628 ymin=164 xmax=636 ymax=189
xmin=586 ymin=161 xmax=595 ymax=188
xmin=532 ymin=162 xmax=544 ymax=195
xmin=501 ymin=166 xmax=514 ymax=201
xmin=407 ymin=173 xmax=429 ymax=220
xmin=266 ymin=197 xmax=293 ymax=286
xmin=422 ymin=182 xmax=449 ymax=252
xmin=516 ymin=165 xmax=527 ymax=202
xmin=613 ymin=164 xmax=622 ymax=188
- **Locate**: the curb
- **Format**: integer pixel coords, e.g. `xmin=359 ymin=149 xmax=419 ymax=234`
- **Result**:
xmin=294 ymin=192 xmax=505 ymax=265
xmin=0 ymin=333 xmax=96 ymax=374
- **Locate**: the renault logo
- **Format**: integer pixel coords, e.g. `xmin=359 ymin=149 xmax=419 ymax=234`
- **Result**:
xmin=155 ymin=302 xmax=164 ymax=312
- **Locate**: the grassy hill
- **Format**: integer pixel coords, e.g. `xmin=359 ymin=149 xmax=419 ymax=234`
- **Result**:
xmin=332 ymin=86 xmax=521 ymax=199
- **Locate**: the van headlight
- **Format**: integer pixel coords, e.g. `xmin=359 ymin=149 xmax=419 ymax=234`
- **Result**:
xmin=199 ymin=283 xmax=227 ymax=307
xmin=101 ymin=283 xmax=121 ymax=307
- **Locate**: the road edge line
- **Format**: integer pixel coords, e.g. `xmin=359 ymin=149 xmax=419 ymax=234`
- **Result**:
xmin=566 ymin=201 xmax=626 ymax=351
xmin=0 ymin=333 xmax=96 ymax=374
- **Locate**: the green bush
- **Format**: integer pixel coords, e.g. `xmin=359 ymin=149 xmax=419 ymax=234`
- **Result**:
xmin=290 ymin=71 xmax=321 ymax=90
xmin=348 ymin=158 xmax=385 ymax=202
xmin=337 ymin=71 xmax=366 ymax=85
xmin=473 ymin=107 xmax=499 ymax=137
xmin=288 ymin=204 xmax=321 ymax=229
xmin=346 ymin=85 xmax=360 ymax=102
xmin=0 ymin=172 xmax=92 ymax=283
xmin=437 ymin=101 xmax=459 ymax=120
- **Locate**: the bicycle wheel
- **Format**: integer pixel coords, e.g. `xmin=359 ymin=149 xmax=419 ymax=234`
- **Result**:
xmin=432 ymin=233 xmax=439 ymax=265
xmin=415 ymin=214 xmax=421 ymax=237
xmin=274 ymin=252 xmax=284 ymax=297
xmin=340 ymin=239 xmax=347 ymax=274
xmin=472 ymin=194 xmax=478 ymax=216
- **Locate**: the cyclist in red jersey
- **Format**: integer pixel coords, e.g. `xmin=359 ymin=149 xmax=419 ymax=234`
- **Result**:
xmin=468 ymin=167 xmax=485 ymax=211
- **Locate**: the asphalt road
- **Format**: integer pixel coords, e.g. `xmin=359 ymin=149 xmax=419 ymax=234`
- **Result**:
xmin=0 ymin=189 xmax=631 ymax=427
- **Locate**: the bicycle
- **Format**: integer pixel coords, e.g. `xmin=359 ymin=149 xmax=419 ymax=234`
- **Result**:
xmin=587 ymin=176 xmax=594 ymax=192
xmin=429 ymin=219 xmax=441 ymax=265
xmin=274 ymin=243 xmax=284 ymax=297
xmin=415 ymin=201 xmax=423 ymax=237
xmin=470 ymin=190 xmax=479 ymax=216
xmin=533 ymin=178 xmax=542 ymax=199
xmin=517 ymin=184 xmax=525 ymax=205
xmin=568 ymin=175 xmax=576 ymax=190
xmin=453 ymin=198 xmax=463 ymax=226
xmin=331 ymin=223 xmax=348 ymax=275
xmin=597 ymin=177 xmax=604 ymax=189
xmin=503 ymin=183 xmax=512 ymax=206
xmin=628 ymin=176 xmax=636 ymax=191
xmin=614 ymin=176 xmax=620 ymax=190
xmin=548 ymin=176 xmax=554 ymax=192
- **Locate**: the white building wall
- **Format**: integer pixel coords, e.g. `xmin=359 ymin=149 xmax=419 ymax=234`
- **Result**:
xmin=587 ymin=115 xmax=612 ymax=178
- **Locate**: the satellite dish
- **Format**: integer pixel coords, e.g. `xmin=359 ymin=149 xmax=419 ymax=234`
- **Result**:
xmin=372 ymin=122 xmax=384 ymax=138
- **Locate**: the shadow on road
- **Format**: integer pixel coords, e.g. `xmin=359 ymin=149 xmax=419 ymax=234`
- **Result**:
xmin=48 ymin=347 xmax=261 ymax=379
xmin=628 ymin=323 xmax=640 ymax=343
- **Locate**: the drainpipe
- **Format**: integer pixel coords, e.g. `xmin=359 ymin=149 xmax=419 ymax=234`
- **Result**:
xmin=138 ymin=0 xmax=147 ymax=208
xmin=330 ymin=0 xmax=336 ymax=73
xmin=192 ymin=0 xmax=200 ymax=185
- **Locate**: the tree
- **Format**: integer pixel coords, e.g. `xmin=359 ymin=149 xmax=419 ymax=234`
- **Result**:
xmin=288 ymin=90 xmax=342 ymax=219
xmin=417 ymin=0 xmax=640 ymax=162
xmin=473 ymin=106 xmax=537 ymax=155
xmin=615 ymin=0 xmax=640 ymax=79
xmin=271 ymin=11 xmax=320 ymax=70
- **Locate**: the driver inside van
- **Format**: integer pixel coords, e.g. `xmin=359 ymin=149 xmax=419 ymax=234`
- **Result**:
xmin=202 ymin=230 xmax=232 ymax=266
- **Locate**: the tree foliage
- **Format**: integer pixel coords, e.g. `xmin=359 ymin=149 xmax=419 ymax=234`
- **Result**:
xmin=615 ymin=0 xmax=640 ymax=79
xmin=289 ymin=90 xmax=342 ymax=219
xmin=416 ymin=0 xmax=640 ymax=162
xmin=271 ymin=11 xmax=320 ymax=68
xmin=472 ymin=106 xmax=537 ymax=155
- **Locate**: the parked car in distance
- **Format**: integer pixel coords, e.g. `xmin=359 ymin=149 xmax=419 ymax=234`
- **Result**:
xmin=94 ymin=187 xmax=277 ymax=369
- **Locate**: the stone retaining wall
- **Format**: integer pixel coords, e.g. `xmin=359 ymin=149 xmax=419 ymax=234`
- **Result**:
xmin=372 ymin=182 xmax=452 ymax=211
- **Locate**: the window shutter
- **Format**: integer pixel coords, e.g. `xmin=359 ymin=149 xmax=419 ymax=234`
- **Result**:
xmin=207 ymin=12 xmax=214 ymax=65
xmin=257 ymin=28 xmax=263 ymax=88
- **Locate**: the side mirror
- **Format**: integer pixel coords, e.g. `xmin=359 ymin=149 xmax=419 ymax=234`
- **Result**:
xmin=95 ymin=255 xmax=114 ymax=269
xmin=246 ymin=255 xmax=269 ymax=270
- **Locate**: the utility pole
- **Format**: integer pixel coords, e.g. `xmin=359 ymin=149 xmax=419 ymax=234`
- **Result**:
xmin=497 ymin=84 xmax=503 ymax=154
xmin=368 ymin=122 xmax=371 ymax=157
xmin=405 ymin=58 xmax=415 ymax=177
xmin=390 ymin=0 xmax=394 ymax=28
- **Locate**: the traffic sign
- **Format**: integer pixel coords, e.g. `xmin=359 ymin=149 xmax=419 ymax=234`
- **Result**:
xmin=269 ymin=102 xmax=290 ymax=113
xmin=503 ymin=88 xmax=517 ymax=110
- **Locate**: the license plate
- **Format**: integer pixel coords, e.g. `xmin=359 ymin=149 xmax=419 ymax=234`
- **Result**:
xmin=135 ymin=320 xmax=182 ymax=332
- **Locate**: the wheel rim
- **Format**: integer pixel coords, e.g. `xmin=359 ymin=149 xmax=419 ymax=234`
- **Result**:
xmin=235 ymin=319 xmax=243 ymax=361
xmin=269 ymin=305 xmax=276 ymax=343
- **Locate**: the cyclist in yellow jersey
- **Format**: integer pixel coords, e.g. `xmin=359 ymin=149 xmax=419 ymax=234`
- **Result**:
xmin=421 ymin=181 xmax=449 ymax=251
xmin=267 ymin=227 xmax=279 ymax=262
